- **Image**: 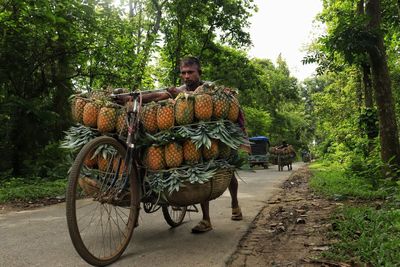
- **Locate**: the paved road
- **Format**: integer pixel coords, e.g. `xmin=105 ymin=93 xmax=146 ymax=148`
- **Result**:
xmin=0 ymin=163 xmax=303 ymax=267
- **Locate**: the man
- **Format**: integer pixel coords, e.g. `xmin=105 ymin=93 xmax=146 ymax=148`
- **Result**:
xmin=177 ymin=57 xmax=243 ymax=233
xmin=278 ymin=140 xmax=288 ymax=149
xmin=143 ymin=56 xmax=243 ymax=233
xmin=116 ymin=56 xmax=243 ymax=233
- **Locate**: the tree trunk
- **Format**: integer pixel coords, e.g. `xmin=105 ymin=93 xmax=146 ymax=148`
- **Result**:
xmin=366 ymin=0 xmax=400 ymax=167
xmin=362 ymin=63 xmax=373 ymax=108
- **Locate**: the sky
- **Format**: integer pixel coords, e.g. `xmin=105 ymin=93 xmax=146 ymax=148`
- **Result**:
xmin=248 ymin=0 xmax=324 ymax=81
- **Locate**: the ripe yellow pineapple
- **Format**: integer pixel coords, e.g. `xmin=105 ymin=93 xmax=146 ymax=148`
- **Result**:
xmin=227 ymin=95 xmax=240 ymax=122
xmin=165 ymin=142 xmax=183 ymax=168
xmin=183 ymin=139 xmax=202 ymax=164
xmin=73 ymin=97 xmax=87 ymax=123
xmin=141 ymin=102 xmax=158 ymax=133
xmin=212 ymin=91 xmax=230 ymax=119
xmin=218 ymin=142 xmax=232 ymax=159
xmin=84 ymin=151 xmax=97 ymax=168
xmin=115 ymin=108 xmax=128 ymax=136
xmin=113 ymin=157 xmax=126 ymax=175
xmin=175 ymin=94 xmax=194 ymax=125
xmin=83 ymin=101 xmax=101 ymax=128
xmin=194 ymin=93 xmax=213 ymax=121
xmin=202 ymin=139 xmax=219 ymax=160
xmin=145 ymin=145 xmax=165 ymax=171
xmin=97 ymin=155 xmax=109 ymax=172
xmin=97 ymin=105 xmax=117 ymax=133
xmin=157 ymin=100 xmax=175 ymax=130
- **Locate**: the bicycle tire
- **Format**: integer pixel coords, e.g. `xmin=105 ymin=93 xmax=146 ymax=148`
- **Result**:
xmin=161 ymin=205 xmax=187 ymax=227
xmin=66 ymin=136 xmax=139 ymax=266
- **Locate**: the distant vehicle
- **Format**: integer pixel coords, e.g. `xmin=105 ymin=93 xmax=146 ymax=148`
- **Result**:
xmin=249 ymin=136 xmax=270 ymax=169
xmin=302 ymin=150 xmax=311 ymax=162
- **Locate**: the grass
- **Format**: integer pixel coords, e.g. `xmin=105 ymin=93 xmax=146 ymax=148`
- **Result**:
xmin=324 ymin=206 xmax=400 ymax=266
xmin=309 ymin=160 xmax=400 ymax=266
xmin=0 ymin=177 xmax=67 ymax=203
xmin=309 ymin=161 xmax=390 ymax=200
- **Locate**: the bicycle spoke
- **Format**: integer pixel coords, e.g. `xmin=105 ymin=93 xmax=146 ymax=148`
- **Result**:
xmin=66 ymin=136 xmax=138 ymax=266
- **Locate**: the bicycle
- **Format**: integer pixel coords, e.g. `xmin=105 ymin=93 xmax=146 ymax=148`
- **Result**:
xmin=65 ymin=89 xmax=191 ymax=266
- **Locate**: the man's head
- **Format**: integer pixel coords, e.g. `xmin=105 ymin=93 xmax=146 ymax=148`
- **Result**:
xmin=179 ymin=56 xmax=201 ymax=90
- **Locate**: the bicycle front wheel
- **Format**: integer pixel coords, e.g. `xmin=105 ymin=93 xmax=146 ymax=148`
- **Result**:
xmin=66 ymin=136 xmax=139 ymax=266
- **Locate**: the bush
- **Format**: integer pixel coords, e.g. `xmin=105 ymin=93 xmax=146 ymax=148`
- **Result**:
xmin=0 ymin=177 xmax=67 ymax=203
xmin=309 ymin=161 xmax=389 ymax=200
xmin=23 ymin=142 xmax=71 ymax=181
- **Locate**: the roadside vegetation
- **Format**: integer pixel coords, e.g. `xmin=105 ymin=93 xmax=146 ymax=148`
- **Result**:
xmin=309 ymin=160 xmax=400 ymax=266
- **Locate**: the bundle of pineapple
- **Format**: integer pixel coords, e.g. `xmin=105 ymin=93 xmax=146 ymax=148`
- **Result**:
xmin=139 ymin=83 xmax=247 ymax=202
xmin=269 ymin=145 xmax=296 ymax=165
xmin=70 ymin=89 xmax=128 ymax=136
xmin=63 ymin=89 xmax=130 ymax=171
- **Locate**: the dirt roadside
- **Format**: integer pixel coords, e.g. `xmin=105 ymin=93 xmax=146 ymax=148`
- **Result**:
xmin=227 ymin=166 xmax=348 ymax=267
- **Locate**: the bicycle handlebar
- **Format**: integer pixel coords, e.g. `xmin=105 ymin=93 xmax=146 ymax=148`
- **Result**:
xmin=110 ymin=87 xmax=170 ymax=104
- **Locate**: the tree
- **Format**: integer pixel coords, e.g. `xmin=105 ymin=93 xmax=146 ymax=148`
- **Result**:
xmin=365 ymin=0 xmax=400 ymax=165
xmin=305 ymin=0 xmax=400 ymax=167
xmin=159 ymin=0 xmax=255 ymax=85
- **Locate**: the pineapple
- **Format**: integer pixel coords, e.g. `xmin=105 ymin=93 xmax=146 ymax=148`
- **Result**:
xmin=115 ymin=108 xmax=128 ymax=136
xmin=84 ymin=151 xmax=97 ymax=168
xmin=97 ymin=104 xmax=117 ymax=133
xmin=227 ymin=95 xmax=240 ymax=122
xmin=113 ymin=157 xmax=126 ymax=175
xmin=174 ymin=94 xmax=194 ymax=125
xmin=194 ymin=82 xmax=216 ymax=94
xmin=194 ymin=93 xmax=213 ymax=121
xmin=157 ymin=100 xmax=175 ymax=130
xmin=218 ymin=142 xmax=232 ymax=159
xmin=212 ymin=91 xmax=230 ymax=119
xmin=140 ymin=102 xmax=158 ymax=134
xmin=165 ymin=142 xmax=183 ymax=168
xmin=91 ymin=88 xmax=111 ymax=100
xmin=183 ymin=139 xmax=202 ymax=164
xmin=145 ymin=145 xmax=165 ymax=171
xmin=97 ymin=155 xmax=110 ymax=172
xmin=202 ymin=139 xmax=219 ymax=160
xmin=83 ymin=101 xmax=101 ymax=128
xmin=73 ymin=97 xmax=88 ymax=123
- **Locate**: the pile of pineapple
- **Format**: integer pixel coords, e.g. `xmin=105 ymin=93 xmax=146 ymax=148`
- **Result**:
xmin=71 ymin=90 xmax=128 ymax=136
xmin=269 ymin=145 xmax=296 ymax=165
xmin=66 ymin=83 xmax=246 ymax=196
xmin=141 ymin=83 xmax=241 ymax=172
xmin=138 ymin=83 xmax=248 ymax=196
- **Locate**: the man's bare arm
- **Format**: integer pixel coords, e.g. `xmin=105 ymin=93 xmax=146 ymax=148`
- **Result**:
xmin=141 ymin=91 xmax=171 ymax=103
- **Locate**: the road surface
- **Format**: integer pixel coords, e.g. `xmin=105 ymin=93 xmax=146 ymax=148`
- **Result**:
xmin=0 ymin=163 xmax=303 ymax=267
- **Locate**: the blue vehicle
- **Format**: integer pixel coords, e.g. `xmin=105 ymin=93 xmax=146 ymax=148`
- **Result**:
xmin=249 ymin=136 xmax=270 ymax=169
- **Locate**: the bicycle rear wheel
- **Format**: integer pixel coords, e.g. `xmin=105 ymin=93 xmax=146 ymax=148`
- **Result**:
xmin=66 ymin=136 xmax=139 ymax=266
xmin=162 ymin=205 xmax=187 ymax=227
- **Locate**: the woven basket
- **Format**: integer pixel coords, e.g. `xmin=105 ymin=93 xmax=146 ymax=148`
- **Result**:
xmin=164 ymin=168 xmax=234 ymax=206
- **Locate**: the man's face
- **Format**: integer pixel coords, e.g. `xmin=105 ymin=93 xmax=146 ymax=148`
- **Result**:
xmin=180 ymin=64 xmax=201 ymax=89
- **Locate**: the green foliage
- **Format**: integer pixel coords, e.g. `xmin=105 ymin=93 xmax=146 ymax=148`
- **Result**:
xmin=159 ymin=0 xmax=255 ymax=85
xmin=309 ymin=161 xmax=389 ymax=200
xmin=0 ymin=178 xmax=67 ymax=203
xmin=241 ymin=106 xmax=271 ymax=137
xmin=0 ymin=0 xmax=310 ymax=199
xmin=25 ymin=143 xmax=71 ymax=181
xmin=358 ymin=107 xmax=378 ymax=139
xmin=324 ymin=206 xmax=400 ymax=266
